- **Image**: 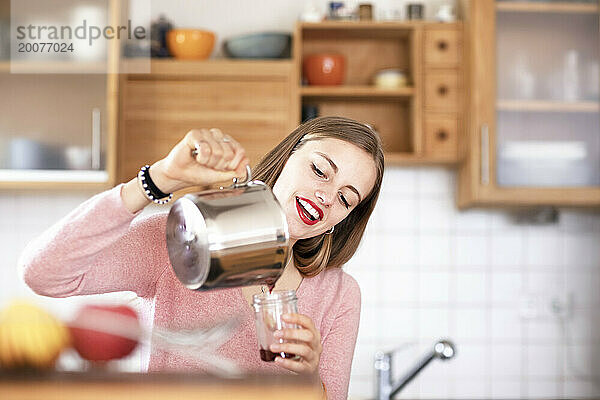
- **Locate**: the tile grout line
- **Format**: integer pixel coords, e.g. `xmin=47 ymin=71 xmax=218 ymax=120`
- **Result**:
xmin=448 ymin=198 xmax=457 ymax=400
xmin=414 ymin=170 xmax=422 ymax=400
xmin=485 ymin=212 xmax=493 ymax=399
xmin=521 ymin=227 xmax=530 ymax=398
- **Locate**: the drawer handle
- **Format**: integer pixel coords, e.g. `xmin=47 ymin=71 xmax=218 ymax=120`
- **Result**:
xmin=437 ymin=85 xmax=449 ymax=96
xmin=437 ymin=40 xmax=448 ymax=51
xmin=436 ymin=130 xmax=448 ymax=141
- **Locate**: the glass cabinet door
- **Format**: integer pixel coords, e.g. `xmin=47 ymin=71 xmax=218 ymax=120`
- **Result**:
xmin=494 ymin=1 xmax=599 ymax=187
xmin=0 ymin=0 xmax=115 ymax=184
xmin=0 ymin=74 xmax=108 ymax=178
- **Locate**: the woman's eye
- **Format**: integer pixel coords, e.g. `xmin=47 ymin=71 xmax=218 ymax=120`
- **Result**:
xmin=339 ymin=193 xmax=350 ymax=209
xmin=312 ymin=163 xmax=325 ymax=178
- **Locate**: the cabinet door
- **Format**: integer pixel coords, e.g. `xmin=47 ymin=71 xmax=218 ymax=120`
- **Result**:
xmin=0 ymin=75 xmax=111 ymax=181
xmin=458 ymin=0 xmax=600 ymax=207
xmin=119 ymin=71 xmax=293 ymax=184
xmin=0 ymin=0 xmax=118 ymax=189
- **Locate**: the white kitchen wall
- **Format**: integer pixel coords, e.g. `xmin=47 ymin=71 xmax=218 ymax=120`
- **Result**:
xmin=1 ymin=167 xmax=599 ymax=399
xmin=345 ymin=167 xmax=600 ymax=399
xmin=136 ymin=0 xmax=455 ymax=57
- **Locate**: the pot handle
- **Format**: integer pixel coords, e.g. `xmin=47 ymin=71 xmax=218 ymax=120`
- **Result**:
xmin=231 ymin=165 xmax=252 ymax=188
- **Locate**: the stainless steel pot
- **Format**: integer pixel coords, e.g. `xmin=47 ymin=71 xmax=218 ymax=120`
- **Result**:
xmin=166 ymin=166 xmax=290 ymax=291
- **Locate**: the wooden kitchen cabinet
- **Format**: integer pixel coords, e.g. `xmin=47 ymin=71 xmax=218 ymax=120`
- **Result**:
xmin=423 ymin=24 xmax=463 ymax=162
xmin=0 ymin=0 xmax=122 ymax=190
xmin=117 ymin=59 xmax=297 ymax=184
xmin=295 ymin=21 xmax=463 ymax=165
xmin=457 ymin=0 xmax=600 ymax=207
xmin=118 ymin=22 xmax=464 ymax=188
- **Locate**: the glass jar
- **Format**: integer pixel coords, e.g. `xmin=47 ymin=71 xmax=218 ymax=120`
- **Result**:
xmin=253 ymin=290 xmax=301 ymax=362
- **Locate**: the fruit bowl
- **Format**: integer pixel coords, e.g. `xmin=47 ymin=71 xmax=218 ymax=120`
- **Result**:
xmin=167 ymin=29 xmax=215 ymax=60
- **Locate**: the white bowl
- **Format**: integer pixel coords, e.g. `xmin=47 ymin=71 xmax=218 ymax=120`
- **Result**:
xmin=373 ymin=69 xmax=408 ymax=88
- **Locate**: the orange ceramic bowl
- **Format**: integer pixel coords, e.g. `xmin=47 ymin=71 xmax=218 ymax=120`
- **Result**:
xmin=303 ymin=54 xmax=346 ymax=86
xmin=167 ymin=29 xmax=215 ymax=60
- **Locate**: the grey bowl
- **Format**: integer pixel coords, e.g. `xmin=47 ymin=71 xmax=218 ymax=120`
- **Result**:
xmin=223 ymin=32 xmax=292 ymax=59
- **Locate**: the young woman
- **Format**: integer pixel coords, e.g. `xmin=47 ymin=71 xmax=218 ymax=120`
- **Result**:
xmin=20 ymin=116 xmax=384 ymax=399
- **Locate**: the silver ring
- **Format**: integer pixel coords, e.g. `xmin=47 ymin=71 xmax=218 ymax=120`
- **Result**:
xmin=222 ymin=136 xmax=231 ymax=143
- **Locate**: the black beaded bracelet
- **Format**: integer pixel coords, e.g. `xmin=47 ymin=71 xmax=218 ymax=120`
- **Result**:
xmin=137 ymin=165 xmax=173 ymax=205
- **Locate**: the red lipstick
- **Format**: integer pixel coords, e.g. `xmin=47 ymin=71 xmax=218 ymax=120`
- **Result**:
xmin=295 ymin=196 xmax=323 ymax=226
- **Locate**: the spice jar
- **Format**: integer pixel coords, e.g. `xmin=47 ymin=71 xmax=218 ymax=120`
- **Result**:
xmin=253 ymin=290 xmax=301 ymax=362
xmin=359 ymin=4 xmax=373 ymax=20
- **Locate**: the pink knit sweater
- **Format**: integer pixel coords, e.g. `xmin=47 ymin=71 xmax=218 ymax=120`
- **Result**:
xmin=20 ymin=184 xmax=361 ymax=399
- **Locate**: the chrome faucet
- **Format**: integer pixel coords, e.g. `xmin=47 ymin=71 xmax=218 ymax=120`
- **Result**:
xmin=374 ymin=339 xmax=456 ymax=400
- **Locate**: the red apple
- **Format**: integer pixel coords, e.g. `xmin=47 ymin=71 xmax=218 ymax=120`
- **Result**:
xmin=69 ymin=304 xmax=140 ymax=362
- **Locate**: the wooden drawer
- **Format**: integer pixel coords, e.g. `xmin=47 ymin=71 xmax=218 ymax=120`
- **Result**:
xmin=424 ymin=71 xmax=459 ymax=112
xmin=424 ymin=115 xmax=458 ymax=160
xmin=424 ymin=29 xmax=460 ymax=66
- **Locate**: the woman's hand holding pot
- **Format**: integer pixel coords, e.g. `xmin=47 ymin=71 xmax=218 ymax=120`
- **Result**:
xmin=121 ymin=128 xmax=249 ymax=213
xmin=151 ymin=128 xmax=250 ymax=193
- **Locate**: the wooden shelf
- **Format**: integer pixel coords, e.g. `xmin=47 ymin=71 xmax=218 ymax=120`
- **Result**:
xmin=0 ymin=170 xmax=111 ymax=190
xmin=301 ymin=85 xmax=414 ymax=97
xmin=1 ymin=59 xmax=293 ymax=76
xmin=496 ymin=1 xmax=599 ymax=14
xmin=385 ymin=152 xmax=457 ymax=165
xmin=497 ymin=100 xmax=600 ymax=112
xmin=300 ymin=21 xmax=420 ymax=29
xmin=124 ymin=58 xmax=293 ymax=79
xmin=0 ymin=61 xmax=110 ymax=74
xmin=299 ymin=21 xmax=419 ymax=40
xmin=299 ymin=21 xmax=461 ymax=30
xmin=297 ymin=20 xmax=463 ymax=165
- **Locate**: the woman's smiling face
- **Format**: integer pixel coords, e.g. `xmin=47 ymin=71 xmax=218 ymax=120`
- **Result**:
xmin=272 ymin=137 xmax=377 ymax=243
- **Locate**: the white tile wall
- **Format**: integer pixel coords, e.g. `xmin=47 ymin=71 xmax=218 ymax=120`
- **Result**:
xmin=418 ymin=308 xmax=451 ymax=340
xmin=456 ymin=234 xmax=489 ymax=267
xmin=419 ymin=234 xmax=452 ymax=268
xmin=526 ymin=379 xmax=561 ymax=398
xmin=490 ymin=379 xmax=523 ymax=399
xmin=454 ymin=308 xmax=487 ymax=341
xmin=564 ymin=379 xmax=600 ymax=399
xmin=526 ymin=229 xmax=563 ymax=268
xmin=491 ymin=344 xmax=523 ymax=378
xmin=491 ymin=271 xmax=523 ymax=305
xmin=381 ymin=307 xmax=418 ymax=341
xmin=419 ymin=271 xmax=450 ymax=304
xmin=527 ymin=345 xmax=561 ymax=378
xmin=381 ymin=269 xmax=418 ymax=304
xmin=490 ymin=308 xmax=523 ymax=342
xmin=491 ymin=234 xmax=525 ymax=269
xmin=345 ymin=167 xmax=600 ymax=399
xmin=455 ymin=271 xmax=488 ymax=305
xmin=379 ymin=234 xmax=418 ymax=268
xmin=1 ymin=167 xmax=600 ymax=399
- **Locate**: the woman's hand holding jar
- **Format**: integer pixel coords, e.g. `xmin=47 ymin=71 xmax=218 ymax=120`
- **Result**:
xmin=271 ymin=313 xmax=323 ymax=375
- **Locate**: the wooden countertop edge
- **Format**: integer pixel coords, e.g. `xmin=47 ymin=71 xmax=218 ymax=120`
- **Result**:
xmin=0 ymin=371 xmax=323 ymax=400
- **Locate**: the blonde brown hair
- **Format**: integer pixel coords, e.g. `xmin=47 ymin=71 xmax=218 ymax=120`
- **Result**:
xmin=252 ymin=116 xmax=384 ymax=277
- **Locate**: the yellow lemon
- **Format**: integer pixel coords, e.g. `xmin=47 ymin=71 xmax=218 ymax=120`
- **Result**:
xmin=0 ymin=300 xmax=70 ymax=370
